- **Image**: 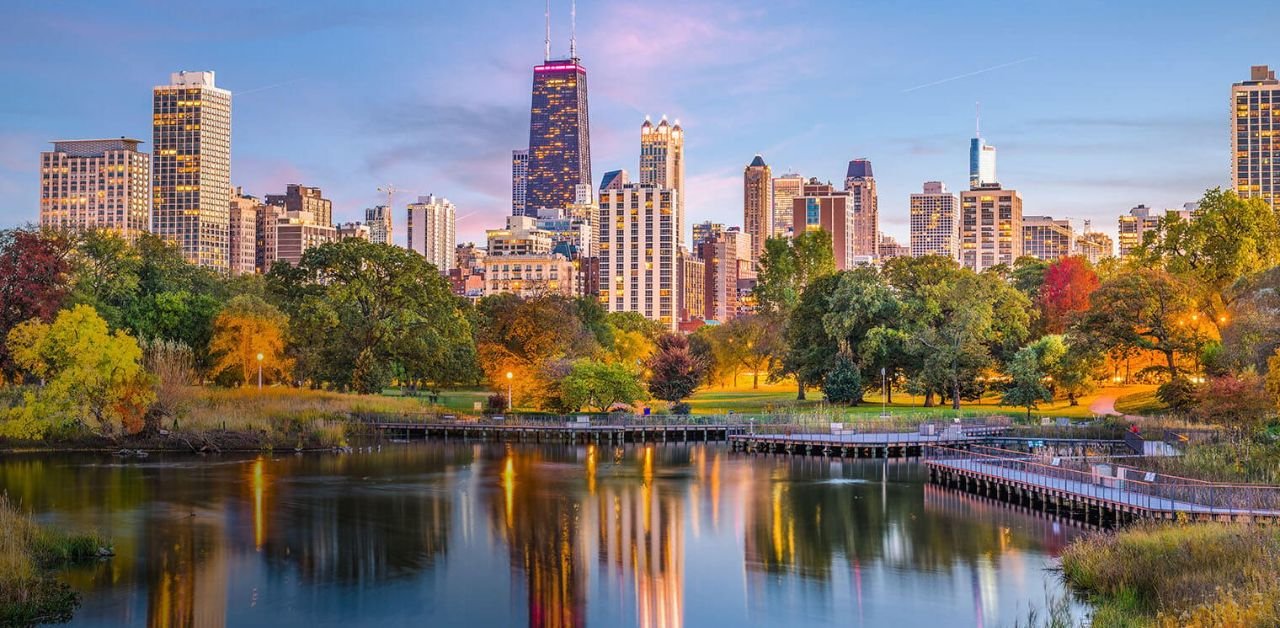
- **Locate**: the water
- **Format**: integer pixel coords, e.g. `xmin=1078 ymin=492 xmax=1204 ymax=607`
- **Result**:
xmin=0 ymin=443 xmax=1087 ymax=627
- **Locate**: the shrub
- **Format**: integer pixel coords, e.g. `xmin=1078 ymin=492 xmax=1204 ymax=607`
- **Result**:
xmin=822 ymin=356 xmax=862 ymax=405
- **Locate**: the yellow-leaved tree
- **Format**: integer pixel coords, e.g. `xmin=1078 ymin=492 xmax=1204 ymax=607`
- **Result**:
xmin=208 ymin=295 xmax=291 ymax=386
xmin=5 ymin=304 xmax=152 ymax=439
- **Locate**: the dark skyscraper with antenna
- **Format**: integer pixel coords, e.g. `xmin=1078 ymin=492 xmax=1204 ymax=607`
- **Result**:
xmin=523 ymin=1 xmax=591 ymax=214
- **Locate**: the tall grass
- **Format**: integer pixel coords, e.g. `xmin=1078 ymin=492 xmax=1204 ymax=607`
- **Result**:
xmin=0 ymin=495 xmax=106 ymax=624
xmin=1126 ymin=441 xmax=1280 ymax=484
xmin=1061 ymin=522 xmax=1280 ymax=626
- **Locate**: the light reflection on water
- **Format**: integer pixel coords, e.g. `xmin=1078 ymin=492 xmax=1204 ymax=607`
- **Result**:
xmin=0 ymin=443 xmax=1087 ymax=627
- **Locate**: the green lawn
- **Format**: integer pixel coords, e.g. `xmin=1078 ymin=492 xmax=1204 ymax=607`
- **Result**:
xmin=1115 ymin=388 xmax=1166 ymax=415
xmin=381 ymin=387 xmax=491 ymax=414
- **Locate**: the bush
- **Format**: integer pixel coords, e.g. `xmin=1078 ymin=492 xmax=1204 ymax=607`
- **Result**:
xmin=487 ymin=394 xmax=508 ymax=412
xmin=822 ymin=356 xmax=862 ymax=405
xmin=1156 ymin=377 xmax=1199 ymax=414
xmin=670 ymin=401 xmax=692 ymax=415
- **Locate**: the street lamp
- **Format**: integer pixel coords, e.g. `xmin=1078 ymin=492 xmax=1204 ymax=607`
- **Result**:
xmin=506 ymin=371 xmax=514 ymax=412
xmin=257 ymin=353 xmax=264 ymax=390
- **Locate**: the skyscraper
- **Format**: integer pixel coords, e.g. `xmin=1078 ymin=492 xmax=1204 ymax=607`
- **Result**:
xmin=1021 ymin=215 xmax=1074 ymax=261
xmin=525 ymin=55 xmax=591 ymax=213
xmin=1232 ymin=65 xmax=1278 ymax=209
xmin=743 ymin=155 xmax=771 ymax=262
xmin=640 ymin=116 xmax=685 ymax=217
xmin=264 ymin=184 xmax=332 ymax=227
xmin=959 ymin=187 xmax=1023 ymax=271
xmin=511 ymin=148 xmax=529 ymax=215
xmin=40 ymin=138 xmax=150 ymax=238
xmin=599 ymin=169 xmax=629 ymax=192
xmin=598 ymin=184 xmax=680 ymax=330
xmin=771 ymin=173 xmax=804 ymax=237
xmin=792 ymin=178 xmax=855 ymax=270
xmin=407 ymin=194 xmax=456 ymax=272
xmin=364 ymin=205 xmax=393 ymax=245
xmin=969 ymin=110 xmax=998 ymax=190
xmin=844 ymin=158 xmax=878 ymax=257
xmin=909 ymin=181 xmax=959 ymax=259
xmin=152 ymin=70 xmax=232 ymax=269
xmin=228 ymin=187 xmax=260 ymax=275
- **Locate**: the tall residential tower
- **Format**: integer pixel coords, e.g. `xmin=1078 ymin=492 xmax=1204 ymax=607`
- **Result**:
xmin=743 ymin=155 xmax=771 ymax=262
xmin=40 ymin=138 xmax=150 ymax=238
xmin=844 ymin=158 xmax=878 ymax=257
xmin=525 ymin=55 xmax=591 ymax=213
xmin=1232 ymin=65 xmax=1279 ymax=209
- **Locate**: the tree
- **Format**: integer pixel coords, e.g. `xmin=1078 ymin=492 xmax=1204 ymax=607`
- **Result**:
xmin=645 ymin=334 xmax=706 ymax=408
xmin=1039 ymin=256 xmax=1099 ymax=333
xmin=0 ymin=228 xmax=72 ymax=381
xmin=208 ymin=295 xmax=291 ymax=386
xmin=1193 ymin=372 xmax=1275 ymax=438
xmin=560 ymin=360 xmax=645 ymax=412
xmin=1074 ymin=268 xmax=1203 ymax=377
xmin=753 ymin=231 xmax=836 ymax=316
xmin=1266 ymin=349 xmax=1280 ymax=409
xmin=822 ymin=355 xmax=862 ymax=405
xmin=269 ymin=239 xmax=474 ymax=393
xmin=6 ymin=304 xmax=152 ymax=438
xmin=777 ymin=274 xmax=842 ymax=400
xmin=1010 ymin=256 xmax=1050 ymax=304
xmin=605 ymin=311 xmax=663 ymax=368
xmin=473 ymin=293 xmax=602 ymax=406
xmin=1001 ymin=339 xmax=1059 ymax=419
xmin=1156 ymin=377 xmax=1199 ymax=415
xmin=710 ymin=315 xmax=778 ymax=389
xmin=822 ymin=267 xmax=900 ymax=356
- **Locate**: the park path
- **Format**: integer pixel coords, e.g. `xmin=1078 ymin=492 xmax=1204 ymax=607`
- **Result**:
xmin=1089 ymin=393 xmax=1119 ymax=416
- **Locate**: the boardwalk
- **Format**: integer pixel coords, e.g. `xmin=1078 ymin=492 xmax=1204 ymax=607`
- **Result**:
xmin=926 ymin=445 xmax=1280 ymax=525
xmin=363 ymin=418 xmax=746 ymax=444
xmin=729 ymin=423 xmax=1009 ymax=458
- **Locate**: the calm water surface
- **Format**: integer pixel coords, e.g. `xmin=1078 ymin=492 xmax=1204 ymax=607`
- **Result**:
xmin=1 ymin=443 xmax=1087 ymax=627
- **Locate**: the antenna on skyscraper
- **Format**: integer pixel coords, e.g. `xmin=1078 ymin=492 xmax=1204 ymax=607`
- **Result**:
xmin=570 ymin=0 xmax=577 ymax=59
xmin=544 ymin=0 xmax=551 ymax=61
xmin=975 ymin=101 xmax=982 ymax=138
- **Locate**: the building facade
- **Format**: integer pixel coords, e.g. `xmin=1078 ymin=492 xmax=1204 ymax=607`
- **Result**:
xmin=40 ymin=138 xmax=150 ymax=238
xmin=844 ymin=159 xmax=878 ymax=257
xmin=679 ymin=249 xmax=705 ymax=323
xmin=743 ymin=155 xmax=771 ymax=262
xmin=337 ymin=222 xmax=371 ymax=241
xmin=698 ymin=228 xmax=753 ymax=322
xmin=274 ymin=214 xmax=337 ymax=267
xmin=265 ymin=184 xmax=332 ymax=227
xmin=1232 ymin=65 xmax=1279 ymax=209
xmin=1021 ymin=215 xmax=1074 ymax=261
xmin=227 ymin=187 xmax=260 ymax=275
xmin=959 ymin=188 xmax=1023 ymax=271
xmin=481 ymin=253 xmax=576 ymax=298
xmin=407 ymin=194 xmax=456 ymax=272
xmin=909 ymin=181 xmax=959 ymax=259
xmin=1075 ymin=230 xmax=1114 ymax=264
xmin=639 ymin=117 xmax=685 ymax=219
xmin=254 ymin=203 xmax=284 ymax=273
xmin=598 ymin=184 xmax=680 ymax=330
xmin=487 ymin=215 xmax=554 ymax=256
xmin=771 ymin=173 xmax=804 ymax=237
xmin=152 ymin=70 xmax=232 ymax=269
xmin=364 ymin=205 xmax=392 ymax=245
xmin=511 ymin=148 xmax=529 ymax=215
xmin=970 ymin=133 xmax=998 ymax=189
xmin=792 ymin=178 xmax=855 ymax=270
xmin=525 ymin=58 xmax=591 ymax=213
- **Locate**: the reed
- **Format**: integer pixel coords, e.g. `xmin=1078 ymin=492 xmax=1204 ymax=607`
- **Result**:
xmin=0 ymin=495 xmax=107 ymax=625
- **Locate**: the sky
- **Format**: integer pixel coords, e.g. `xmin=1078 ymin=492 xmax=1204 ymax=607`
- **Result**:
xmin=2 ymin=0 xmax=1278 ymax=246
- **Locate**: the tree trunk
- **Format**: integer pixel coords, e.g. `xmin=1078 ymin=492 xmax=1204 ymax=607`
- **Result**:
xmin=753 ymin=370 xmax=759 ymax=389
xmin=951 ymin=379 xmax=961 ymax=410
xmin=1166 ymin=350 xmax=1177 ymax=377
xmin=796 ymin=380 xmax=806 ymax=400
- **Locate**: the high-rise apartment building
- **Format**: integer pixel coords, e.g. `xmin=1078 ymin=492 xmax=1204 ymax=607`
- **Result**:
xmin=792 ymin=178 xmax=855 ymax=270
xmin=39 ymin=138 xmax=150 ymax=238
xmin=1116 ymin=204 xmax=1196 ymax=256
xmin=364 ymin=205 xmax=393 ymax=245
xmin=771 ymin=173 xmax=804 ymax=237
xmin=273 ymin=213 xmax=337 ymax=267
xmin=909 ymin=181 xmax=959 ymax=259
xmin=970 ymin=119 xmax=998 ymax=189
xmin=487 ymin=215 xmax=554 ymax=256
xmin=1022 ymin=215 xmax=1074 ymax=261
xmin=406 ymin=194 xmax=456 ymax=272
xmin=525 ymin=57 xmax=591 ymax=213
xmin=1232 ymin=65 xmax=1279 ymax=209
xmin=152 ymin=70 xmax=232 ymax=269
xmin=698 ymin=228 xmax=753 ymax=322
xmin=254 ymin=203 xmax=284 ymax=273
xmin=228 ymin=187 xmax=260 ymax=275
xmin=640 ymin=117 xmax=685 ymax=218
xmin=678 ymin=249 xmax=705 ymax=323
xmin=599 ymin=169 xmax=629 ymax=192
xmin=691 ymin=221 xmax=726 ymax=246
xmin=511 ymin=148 xmax=529 ymax=215
xmin=264 ymin=184 xmax=332 ymax=227
xmin=1075 ymin=229 xmax=1113 ymax=264
xmin=481 ymin=254 xmax=576 ymax=298
xmin=743 ymin=155 xmax=771 ymax=262
xmin=878 ymin=234 xmax=911 ymax=260
xmin=844 ymin=159 xmax=878 ymax=257
xmin=598 ymin=184 xmax=680 ymax=330
xmin=959 ymin=188 xmax=1023 ymax=271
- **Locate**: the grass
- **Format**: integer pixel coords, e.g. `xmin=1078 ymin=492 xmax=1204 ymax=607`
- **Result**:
xmin=1115 ymin=389 xmax=1166 ymax=416
xmin=1125 ymin=440 xmax=1280 ymax=484
xmin=1060 ymin=522 xmax=1280 ymax=627
xmin=0 ymin=495 xmax=108 ymax=625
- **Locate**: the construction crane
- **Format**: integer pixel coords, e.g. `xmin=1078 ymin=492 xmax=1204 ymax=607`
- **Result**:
xmin=376 ymin=184 xmax=419 ymax=212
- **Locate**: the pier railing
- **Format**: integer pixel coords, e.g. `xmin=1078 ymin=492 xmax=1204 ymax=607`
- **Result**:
xmin=351 ymin=412 xmax=788 ymax=428
xmin=744 ymin=416 xmax=1011 ymax=438
xmin=926 ymin=444 xmax=1280 ymax=515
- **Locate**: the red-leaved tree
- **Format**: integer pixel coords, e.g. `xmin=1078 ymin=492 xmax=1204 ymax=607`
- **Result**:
xmin=0 ymin=228 xmax=72 ymax=380
xmin=1039 ymin=256 xmax=1099 ymax=333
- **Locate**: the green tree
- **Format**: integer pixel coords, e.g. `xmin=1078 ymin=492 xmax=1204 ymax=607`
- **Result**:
xmin=710 ymin=314 xmax=778 ymax=389
xmin=777 ymin=274 xmax=842 ymax=400
xmin=1074 ymin=268 xmax=1203 ymax=377
xmin=753 ymin=231 xmax=836 ymax=316
xmin=560 ymin=360 xmax=645 ymax=412
xmin=1001 ymin=337 xmax=1065 ymax=419
xmin=6 ymin=305 xmax=152 ymax=438
xmin=822 ymin=355 xmax=862 ymax=405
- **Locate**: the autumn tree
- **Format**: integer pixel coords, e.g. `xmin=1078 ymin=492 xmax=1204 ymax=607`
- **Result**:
xmin=1193 ymin=372 xmax=1275 ymax=439
xmin=5 ymin=305 xmax=152 ymax=438
xmin=1073 ymin=268 xmax=1203 ymax=377
xmin=709 ymin=314 xmax=778 ymax=389
xmin=645 ymin=334 xmax=706 ymax=411
xmin=1039 ymin=256 xmax=1099 ymax=333
xmin=209 ymin=295 xmax=291 ymax=386
xmin=0 ymin=228 xmax=72 ymax=381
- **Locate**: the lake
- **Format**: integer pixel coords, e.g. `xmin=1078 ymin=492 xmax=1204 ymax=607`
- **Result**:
xmin=0 ymin=442 xmax=1087 ymax=626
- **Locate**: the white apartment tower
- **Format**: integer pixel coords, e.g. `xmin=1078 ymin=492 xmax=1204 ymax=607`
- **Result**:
xmin=909 ymin=181 xmax=959 ymax=259
xmin=511 ymin=149 xmax=529 ymax=215
xmin=1232 ymin=65 xmax=1279 ymax=209
xmin=152 ymin=70 xmax=232 ymax=270
xmin=40 ymin=138 xmax=150 ymax=238
xmin=407 ymin=194 xmax=456 ymax=272
xmin=598 ymin=184 xmax=680 ymax=330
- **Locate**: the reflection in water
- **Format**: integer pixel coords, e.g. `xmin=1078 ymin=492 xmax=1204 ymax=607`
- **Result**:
xmin=0 ymin=443 xmax=1085 ymax=627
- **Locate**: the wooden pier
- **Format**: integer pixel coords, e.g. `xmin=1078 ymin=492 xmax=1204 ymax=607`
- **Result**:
xmin=728 ymin=424 xmax=1009 ymax=459
xmin=367 ymin=420 xmax=746 ymax=444
xmin=925 ymin=445 xmax=1280 ymax=526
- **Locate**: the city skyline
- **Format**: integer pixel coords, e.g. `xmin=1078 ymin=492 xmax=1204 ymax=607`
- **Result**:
xmin=3 ymin=0 xmax=1278 ymax=246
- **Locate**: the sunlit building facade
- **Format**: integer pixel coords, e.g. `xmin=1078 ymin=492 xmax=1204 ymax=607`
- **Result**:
xmin=679 ymin=249 xmax=705 ymax=323
xmin=1021 ymin=215 xmax=1074 ymax=261
xmin=1232 ymin=65 xmax=1279 ymax=209
xmin=640 ymin=117 xmax=685 ymax=219
xmin=771 ymin=173 xmax=804 ymax=238
xmin=743 ymin=155 xmax=771 ymax=262
xmin=152 ymin=70 xmax=232 ymax=270
xmin=1075 ymin=229 xmax=1113 ymax=264
xmin=525 ymin=58 xmax=591 ymax=213
xmin=364 ymin=205 xmax=392 ymax=245
xmin=487 ymin=215 xmax=554 ymax=257
xmin=844 ymin=158 xmax=878 ymax=257
xmin=792 ymin=178 xmax=855 ymax=270
xmin=511 ymin=148 xmax=529 ymax=215
xmin=598 ymin=184 xmax=680 ymax=330
xmin=959 ymin=188 xmax=1023 ymax=271
xmin=407 ymin=194 xmax=456 ymax=272
xmin=909 ymin=181 xmax=959 ymax=259
xmin=482 ymin=253 xmax=575 ymax=298
xmin=265 ymin=184 xmax=332 ymax=228
xmin=228 ymin=187 xmax=260 ymax=275
xmin=39 ymin=138 xmax=150 ymax=238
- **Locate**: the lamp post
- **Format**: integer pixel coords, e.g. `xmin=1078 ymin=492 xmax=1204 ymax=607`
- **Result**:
xmin=257 ymin=353 xmax=264 ymax=390
xmin=506 ymin=371 xmax=514 ymax=412
xmin=881 ymin=367 xmax=887 ymax=418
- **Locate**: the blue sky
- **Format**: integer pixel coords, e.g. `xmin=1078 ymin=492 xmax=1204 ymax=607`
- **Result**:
xmin=1 ymin=0 xmax=1276 ymax=245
